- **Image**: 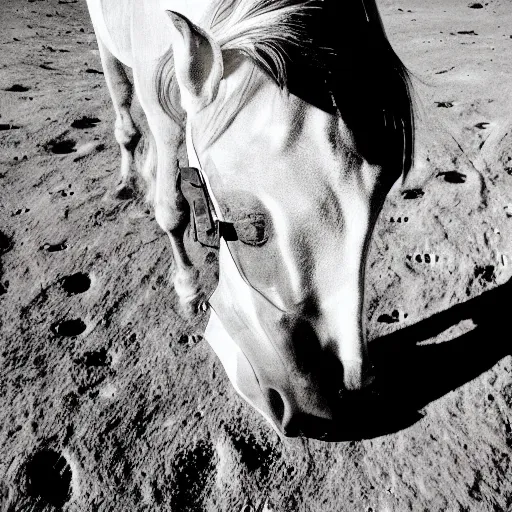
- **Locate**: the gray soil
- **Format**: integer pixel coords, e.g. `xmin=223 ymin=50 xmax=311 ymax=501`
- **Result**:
xmin=1 ymin=0 xmax=512 ymax=511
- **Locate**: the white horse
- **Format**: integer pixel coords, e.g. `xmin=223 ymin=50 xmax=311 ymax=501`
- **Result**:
xmin=86 ymin=0 xmax=414 ymax=438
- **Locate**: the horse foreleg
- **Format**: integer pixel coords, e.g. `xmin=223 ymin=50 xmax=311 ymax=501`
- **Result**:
xmin=150 ymin=125 xmax=204 ymax=315
xmin=96 ymin=37 xmax=141 ymax=199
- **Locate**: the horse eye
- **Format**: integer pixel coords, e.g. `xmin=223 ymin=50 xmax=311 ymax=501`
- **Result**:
xmin=233 ymin=214 xmax=269 ymax=246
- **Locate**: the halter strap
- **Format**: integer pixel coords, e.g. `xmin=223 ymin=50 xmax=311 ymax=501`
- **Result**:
xmin=183 ymin=119 xmax=288 ymax=314
xmin=186 ymin=120 xmax=223 ymax=222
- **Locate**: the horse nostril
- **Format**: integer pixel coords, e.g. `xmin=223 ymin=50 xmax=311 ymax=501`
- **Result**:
xmin=267 ymin=388 xmax=285 ymax=424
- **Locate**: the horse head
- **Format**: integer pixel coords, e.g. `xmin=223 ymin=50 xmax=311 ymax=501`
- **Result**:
xmin=161 ymin=0 xmax=414 ymax=438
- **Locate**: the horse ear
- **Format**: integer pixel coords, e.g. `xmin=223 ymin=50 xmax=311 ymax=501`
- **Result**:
xmin=165 ymin=11 xmax=223 ymax=113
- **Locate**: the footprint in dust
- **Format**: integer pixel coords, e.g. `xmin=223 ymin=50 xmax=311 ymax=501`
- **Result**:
xmin=24 ymin=449 xmax=73 ymax=508
xmin=170 ymin=440 xmax=215 ymax=512
xmin=61 ymin=272 xmax=91 ymax=295
xmin=71 ymin=116 xmax=101 ymax=129
xmin=51 ymin=318 xmax=87 ymax=337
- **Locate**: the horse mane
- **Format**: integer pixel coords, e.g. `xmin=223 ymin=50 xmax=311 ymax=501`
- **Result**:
xmin=155 ymin=0 xmax=415 ymax=177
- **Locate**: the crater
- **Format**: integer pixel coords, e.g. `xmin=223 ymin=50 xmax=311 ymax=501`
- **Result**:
xmin=435 ymin=101 xmax=454 ymax=108
xmin=0 ymin=123 xmax=21 ymax=131
xmin=71 ymin=116 xmax=100 ymax=129
xmin=377 ymin=311 xmax=400 ymax=324
xmin=25 ymin=449 xmax=72 ymax=507
xmin=51 ymin=318 xmax=87 ymax=337
xmin=0 ymin=231 xmax=13 ymax=254
xmin=47 ymin=139 xmax=76 ymax=155
xmin=401 ymin=189 xmax=424 ymax=200
xmin=4 ymin=84 xmax=30 ymax=92
xmin=81 ymin=348 xmax=109 ymax=367
xmin=42 ymin=241 xmax=68 ymax=252
xmin=475 ymin=265 xmax=495 ymax=284
xmin=61 ymin=272 xmax=90 ymax=294
xmin=437 ymin=171 xmax=467 ymax=184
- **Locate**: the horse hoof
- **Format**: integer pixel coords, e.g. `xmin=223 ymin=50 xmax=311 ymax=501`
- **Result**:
xmin=180 ymin=294 xmax=206 ymax=318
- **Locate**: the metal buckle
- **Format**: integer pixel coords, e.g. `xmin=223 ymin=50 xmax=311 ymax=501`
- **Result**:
xmin=180 ymin=166 xmax=220 ymax=248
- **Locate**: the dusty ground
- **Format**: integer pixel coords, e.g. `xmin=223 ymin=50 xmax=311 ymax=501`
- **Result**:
xmin=1 ymin=0 xmax=512 ymax=510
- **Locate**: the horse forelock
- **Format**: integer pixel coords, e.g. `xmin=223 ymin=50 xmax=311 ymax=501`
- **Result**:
xmin=155 ymin=0 xmax=415 ymax=176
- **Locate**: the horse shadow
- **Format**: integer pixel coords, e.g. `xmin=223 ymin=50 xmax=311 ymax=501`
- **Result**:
xmin=324 ymin=277 xmax=512 ymax=442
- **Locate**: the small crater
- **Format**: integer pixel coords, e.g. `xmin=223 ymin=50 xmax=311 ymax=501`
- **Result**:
xmin=4 ymin=84 xmax=30 ymax=92
xmin=51 ymin=318 xmax=86 ymax=337
xmin=0 ymin=123 xmax=21 ymax=130
xmin=468 ymin=2 xmax=483 ymax=8
xmin=42 ymin=241 xmax=68 ymax=252
xmin=377 ymin=310 xmax=400 ymax=324
xmin=474 ymin=265 xmax=495 ymax=284
xmin=408 ymin=253 xmax=439 ymax=265
xmin=12 ymin=208 xmax=30 ymax=216
xmin=474 ymin=122 xmax=489 ymax=130
xmin=85 ymin=68 xmax=103 ymax=75
xmin=81 ymin=348 xmax=109 ymax=367
xmin=435 ymin=101 xmax=454 ymax=108
xmin=437 ymin=171 xmax=467 ymax=184
xmin=0 ymin=231 xmax=13 ymax=254
xmin=71 ymin=116 xmax=101 ymax=129
xmin=61 ymin=272 xmax=90 ymax=294
xmin=175 ymin=334 xmax=203 ymax=347
xmin=47 ymin=139 xmax=76 ymax=154
xmin=177 ymin=334 xmax=189 ymax=346
xmin=0 ymin=282 xmax=9 ymax=295
xmin=401 ymin=189 xmax=424 ymax=200
xmin=457 ymin=30 xmax=478 ymax=35
xmin=25 ymin=449 xmax=72 ymax=507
